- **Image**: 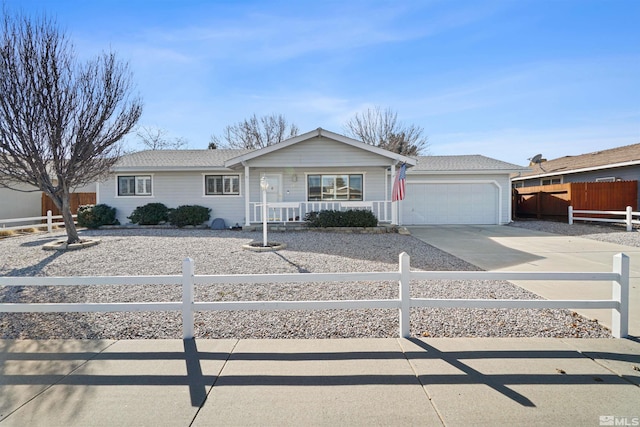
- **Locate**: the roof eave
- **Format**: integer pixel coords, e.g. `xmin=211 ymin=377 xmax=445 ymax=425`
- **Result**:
xmin=410 ymin=168 xmax=527 ymax=175
xmin=224 ymin=127 xmax=417 ymax=168
xmin=112 ymin=166 xmax=233 ymax=173
xmin=511 ymin=159 xmax=640 ymax=181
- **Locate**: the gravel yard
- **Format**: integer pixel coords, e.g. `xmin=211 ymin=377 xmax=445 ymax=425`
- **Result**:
xmin=0 ymin=224 xmax=616 ymax=339
xmin=509 ymin=219 xmax=640 ymax=247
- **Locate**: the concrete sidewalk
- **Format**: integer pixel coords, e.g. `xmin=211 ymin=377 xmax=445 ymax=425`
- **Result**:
xmin=408 ymin=225 xmax=640 ymax=337
xmin=0 ymin=338 xmax=639 ymax=426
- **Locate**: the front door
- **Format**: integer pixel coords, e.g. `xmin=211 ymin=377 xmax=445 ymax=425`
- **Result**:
xmin=262 ymin=174 xmax=282 ymax=220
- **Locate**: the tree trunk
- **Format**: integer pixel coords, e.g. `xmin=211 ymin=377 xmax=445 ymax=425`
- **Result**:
xmin=61 ymin=195 xmax=81 ymax=244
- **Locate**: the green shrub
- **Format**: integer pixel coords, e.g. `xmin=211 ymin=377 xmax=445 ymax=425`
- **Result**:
xmin=168 ymin=205 xmax=211 ymax=227
xmin=128 ymin=203 xmax=169 ymax=225
xmin=77 ymin=204 xmax=119 ymax=229
xmin=304 ymin=209 xmax=378 ymax=228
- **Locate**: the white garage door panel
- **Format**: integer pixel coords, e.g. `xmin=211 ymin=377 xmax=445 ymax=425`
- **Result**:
xmin=402 ymin=183 xmax=498 ymax=224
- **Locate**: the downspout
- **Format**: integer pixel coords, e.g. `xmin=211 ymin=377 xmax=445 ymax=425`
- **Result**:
xmin=244 ymin=162 xmax=251 ymax=226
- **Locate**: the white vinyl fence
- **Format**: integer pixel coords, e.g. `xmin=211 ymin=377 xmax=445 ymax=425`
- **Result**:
xmin=0 ymin=253 xmax=630 ymax=338
xmin=569 ymin=206 xmax=640 ymax=231
xmin=0 ymin=210 xmax=77 ymax=233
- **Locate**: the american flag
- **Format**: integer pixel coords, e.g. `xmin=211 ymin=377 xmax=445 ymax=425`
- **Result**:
xmin=392 ymin=163 xmax=406 ymax=202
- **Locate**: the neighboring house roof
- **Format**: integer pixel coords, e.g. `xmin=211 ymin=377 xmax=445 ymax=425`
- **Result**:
xmin=410 ymin=155 xmax=528 ymax=174
xmin=224 ymin=127 xmax=417 ymax=168
xmin=113 ymin=149 xmax=250 ymax=172
xmin=512 ymin=143 xmax=640 ymax=181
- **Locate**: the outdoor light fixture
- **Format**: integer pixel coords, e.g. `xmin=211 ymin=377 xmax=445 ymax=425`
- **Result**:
xmin=260 ymin=176 xmax=269 ymax=247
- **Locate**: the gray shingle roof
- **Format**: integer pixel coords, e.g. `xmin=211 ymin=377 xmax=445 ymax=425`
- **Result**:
xmin=517 ymin=143 xmax=640 ymax=178
xmin=114 ymin=149 xmax=250 ymax=170
xmin=410 ymin=155 xmax=528 ymax=173
xmin=113 ymin=149 xmax=527 ymax=174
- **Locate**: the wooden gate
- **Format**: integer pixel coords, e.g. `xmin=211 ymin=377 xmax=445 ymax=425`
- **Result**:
xmin=41 ymin=193 xmax=96 ymax=216
xmin=514 ymin=181 xmax=637 ymax=220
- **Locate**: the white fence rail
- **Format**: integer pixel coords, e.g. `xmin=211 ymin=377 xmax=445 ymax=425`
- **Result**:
xmin=569 ymin=206 xmax=640 ymax=231
xmin=249 ymin=201 xmax=392 ymax=224
xmin=0 ymin=210 xmax=77 ymax=233
xmin=0 ymin=253 xmax=630 ymax=338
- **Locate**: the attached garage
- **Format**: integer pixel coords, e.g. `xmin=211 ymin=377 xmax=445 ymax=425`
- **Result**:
xmin=398 ymin=156 xmax=527 ymax=226
xmin=402 ymin=181 xmax=499 ymax=225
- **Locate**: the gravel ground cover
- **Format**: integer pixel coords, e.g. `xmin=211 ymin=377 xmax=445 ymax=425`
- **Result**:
xmin=0 ymin=226 xmax=612 ymax=339
xmin=509 ymin=219 xmax=640 ymax=247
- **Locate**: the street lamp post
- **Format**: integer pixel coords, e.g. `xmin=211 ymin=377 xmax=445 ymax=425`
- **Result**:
xmin=260 ymin=176 xmax=269 ymax=247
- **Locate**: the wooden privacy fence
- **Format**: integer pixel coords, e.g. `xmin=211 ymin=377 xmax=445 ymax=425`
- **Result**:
xmin=41 ymin=192 xmax=96 ymax=217
xmin=0 ymin=252 xmax=631 ymax=338
xmin=514 ymin=181 xmax=638 ymax=220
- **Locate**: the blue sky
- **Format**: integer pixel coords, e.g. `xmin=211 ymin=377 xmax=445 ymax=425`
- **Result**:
xmin=6 ymin=0 xmax=640 ymax=165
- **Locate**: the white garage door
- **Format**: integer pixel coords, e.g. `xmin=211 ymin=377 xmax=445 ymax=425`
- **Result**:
xmin=401 ymin=182 xmax=498 ymax=225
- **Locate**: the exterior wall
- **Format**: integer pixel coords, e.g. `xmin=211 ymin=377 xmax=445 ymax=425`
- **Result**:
xmin=515 ymin=164 xmax=640 ymax=209
xmin=98 ymin=171 xmax=246 ymax=227
xmin=248 ymin=137 xmax=394 ymax=168
xmin=405 ymin=173 xmax=513 ymax=224
xmin=0 ymin=183 xmax=42 ymax=220
xmin=99 ymin=166 xmax=390 ymax=226
xmin=247 ymin=166 xmax=388 ymax=204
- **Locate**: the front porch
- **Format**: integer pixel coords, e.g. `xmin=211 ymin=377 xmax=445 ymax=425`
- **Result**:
xmin=248 ymin=200 xmax=393 ymax=224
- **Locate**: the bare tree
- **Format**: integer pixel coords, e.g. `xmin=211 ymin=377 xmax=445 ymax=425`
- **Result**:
xmin=136 ymin=126 xmax=188 ymax=150
xmin=212 ymin=113 xmax=299 ymax=149
xmin=0 ymin=11 xmax=142 ymax=244
xmin=344 ymin=106 xmax=428 ymax=156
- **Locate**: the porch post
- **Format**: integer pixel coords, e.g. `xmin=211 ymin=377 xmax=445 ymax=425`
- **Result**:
xmin=391 ymin=164 xmax=398 ymax=225
xmin=244 ymin=164 xmax=251 ymax=226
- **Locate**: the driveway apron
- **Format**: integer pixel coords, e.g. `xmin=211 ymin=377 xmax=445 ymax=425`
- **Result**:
xmin=408 ymin=225 xmax=640 ymax=338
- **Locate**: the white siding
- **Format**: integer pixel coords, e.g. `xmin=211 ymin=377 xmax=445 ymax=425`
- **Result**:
xmin=248 ymin=167 xmax=388 ymax=203
xmin=0 ymin=183 xmax=42 ymax=220
xmin=99 ymin=171 xmax=245 ymax=227
xmin=247 ymin=137 xmax=394 ymax=168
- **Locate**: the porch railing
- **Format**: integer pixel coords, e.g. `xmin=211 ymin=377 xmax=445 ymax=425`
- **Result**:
xmin=250 ymin=201 xmax=392 ymax=224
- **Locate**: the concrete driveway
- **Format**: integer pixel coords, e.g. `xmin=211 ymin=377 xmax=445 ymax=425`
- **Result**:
xmin=408 ymin=225 xmax=640 ymax=338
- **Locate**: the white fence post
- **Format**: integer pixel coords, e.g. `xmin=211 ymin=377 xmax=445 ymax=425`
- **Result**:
xmin=568 ymin=206 xmax=573 ymax=225
xmin=626 ymin=206 xmax=633 ymax=232
xmin=611 ymin=253 xmax=630 ymax=338
xmin=47 ymin=210 xmax=53 ymax=233
xmin=398 ymin=252 xmax=410 ymax=338
xmin=182 ymin=258 xmax=195 ymax=339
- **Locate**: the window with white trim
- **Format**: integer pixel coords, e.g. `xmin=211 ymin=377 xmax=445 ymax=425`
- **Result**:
xmin=205 ymin=175 xmax=240 ymax=195
xmin=118 ymin=175 xmax=152 ymax=196
xmin=307 ymin=174 xmax=363 ymax=201
xmin=540 ymin=177 xmax=562 ymax=186
xmin=595 ymin=177 xmax=616 ymax=182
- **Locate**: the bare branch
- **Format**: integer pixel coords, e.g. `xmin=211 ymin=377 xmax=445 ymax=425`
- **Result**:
xmin=214 ymin=113 xmax=299 ymax=149
xmin=343 ymin=106 xmax=429 ymax=156
xmin=135 ymin=125 xmax=187 ymax=150
xmin=0 ymin=9 xmax=142 ymax=243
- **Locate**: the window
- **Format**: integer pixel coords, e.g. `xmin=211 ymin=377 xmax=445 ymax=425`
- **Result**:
xmin=118 ymin=175 xmax=152 ymax=196
xmin=512 ymin=181 xmax=524 ymax=188
xmin=307 ymin=174 xmax=363 ymax=201
xmin=205 ymin=175 xmax=240 ymax=195
xmin=595 ymin=177 xmax=616 ymax=182
xmin=540 ymin=177 xmax=562 ymax=186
